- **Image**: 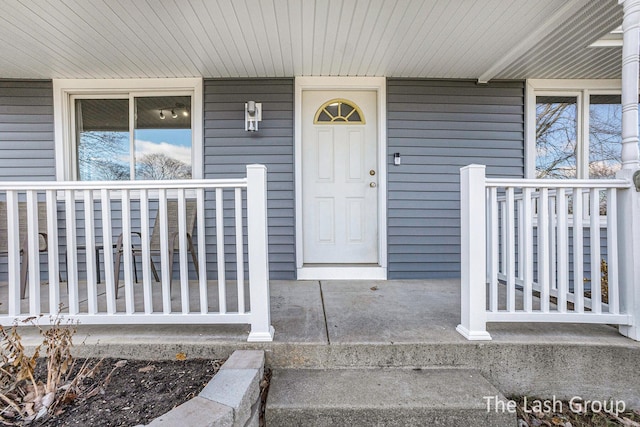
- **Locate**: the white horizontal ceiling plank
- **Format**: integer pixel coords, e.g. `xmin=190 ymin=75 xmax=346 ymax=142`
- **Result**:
xmin=156 ymin=0 xmax=220 ymax=77
xmin=275 ymin=0 xmax=295 ymax=76
xmin=385 ymin=1 xmax=441 ymax=77
xmin=320 ymin=0 xmax=346 ymax=76
xmin=0 ymin=1 xmax=94 ymax=78
xmin=414 ymin=1 xmax=467 ymax=77
xmin=178 ymin=1 xmax=228 ymax=76
xmin=346 ymin=0 xmax=386 ymax=76
xmin=0 ymin=0 xmax=627 ymax=80
xmin=362 ymin=0 xmax=407 ymax=76
xmin=369 ymin=0 xmax=427 ymax=77
xmin=95 ymin=0 xmax=183 ymax=77
xmin=497 ymin=0 xmax=622 ymax=79
xmin=335 ymin=0 xmax=368 ymax=76
xmin=236 ymin=0 xmax=271 ymax=76
xmin=257 ymin=0 xmax=286 ymax=77
xmin=301 ymin=0 xmax=315 ymax=76
xmin=207 ymin=0 xmax=253 ymax=76
xmin=328 ymin=0 xmax=356 ymax=76
xmin=439 ymin=0 xmax=531 ymax=77
xmin=61 ymin=0 xmax=159 ymax=78
xmin=27 ymin=0 xmax=139 ymax=78
xmin=310 ymin=0 xmax=329 ymax=75
xmin=192 ymin=0 xmax=241 ymax=77
xmin=113 ymin=0 xmax=192 ymax=77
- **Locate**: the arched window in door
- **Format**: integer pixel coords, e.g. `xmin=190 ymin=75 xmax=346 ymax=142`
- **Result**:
xmin=314 ymin=98 xmax=365 ymax=124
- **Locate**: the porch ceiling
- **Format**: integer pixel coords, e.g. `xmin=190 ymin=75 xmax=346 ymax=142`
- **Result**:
xmin=0 ymin=0 xmax=623 ymax=81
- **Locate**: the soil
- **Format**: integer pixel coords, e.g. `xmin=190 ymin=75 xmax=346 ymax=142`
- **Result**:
xmin=33 ymin=358 xmax=224 ymax=427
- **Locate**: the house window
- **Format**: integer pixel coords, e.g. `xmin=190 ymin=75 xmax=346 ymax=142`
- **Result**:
xmin=314 ymin=99 xmax=365 ymax=124
xmin=53 ymin=79 xmax=203 ymax=181
xmin=527 ymin=80 xmax=639 ymax=179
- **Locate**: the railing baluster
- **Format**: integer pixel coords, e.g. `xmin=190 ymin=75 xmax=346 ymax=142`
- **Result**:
xmin=26 ymin=191 xmax=40 ymax=314
xmin=6 ymin=191 xmax=20 ymax=316
xmin=506 ymin=187 xmax=515 ymax=312
xmin=538 ymin=188 xmax=550 ymax=312
xmin=573 ymin=188 xmax=584 ymax=313
xmin=100 ymin=189 xmax=116 ymax=314
xmin=517 ymin=198 xmax=524 ymax=283
xmin=121 ymin=189 xmax=134 ymax=314
xmin=522 ymin=187 xmax=533 ymax=312
xmin=549 ymin=195 xmax=557 ymax=291
xmin=607 ymin=188 xmax=619 ymax=314
xmin=500 ymin=200 xmax=506 ymax=277
xmin=196 ymin=188 xmax=208 ymax=314
xmin=216 ymin=188 xmax=227 ymax=314
xmin=84 ymin=189 xmax=98 ymax=315
xmin=177 ymin=190 xmax=189 ymax=314
xmin=235 ymin=187 xmax=246 ymax=314
xmin=139 ymin=189 xmax=153 ymax=314
xmin=158 ymin=189 xmax=171 ymax=314
xmin=46 ymin=190 xmax=60 ymax=314
xmin=65 ymin=189 xmax=79 ymax=315
xmin=488 ymin=187 xmax=498 ymax=313
xmin=590 ymin=188 xmax=602 ymax=314
xmin=556 ymin=188 xmax=568 ymax=313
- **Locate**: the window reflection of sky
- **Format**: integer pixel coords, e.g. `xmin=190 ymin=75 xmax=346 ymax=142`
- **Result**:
xmin=135 ymin=129 xmax=192 ymax=166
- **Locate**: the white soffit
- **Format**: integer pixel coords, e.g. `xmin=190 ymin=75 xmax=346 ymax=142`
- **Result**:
xmin=0 ymin=0 xmax=624 ymax=80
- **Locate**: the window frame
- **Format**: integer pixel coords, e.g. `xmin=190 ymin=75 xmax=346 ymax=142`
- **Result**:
xmin=53 ymin=78 xmax=203 ymax=181
xmin=525 ymin=79 xmax=622 ymax=179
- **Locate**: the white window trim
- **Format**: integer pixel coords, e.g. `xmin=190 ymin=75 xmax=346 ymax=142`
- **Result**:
xmin=53 ymin=78 xmax=203 ymax=181
xmin=525 ymin=79 xmax=622 ymax=179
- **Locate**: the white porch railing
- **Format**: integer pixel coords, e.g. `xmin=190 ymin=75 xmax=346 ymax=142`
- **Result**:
xmin=458 ymin=164 xmax=636 ymax=340
xmin=0 ymin=164 xmax=274 ymax=342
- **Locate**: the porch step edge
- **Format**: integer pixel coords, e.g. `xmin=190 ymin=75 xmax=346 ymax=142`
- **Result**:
xmin=266 ymin=367 xmax=515 ymax=427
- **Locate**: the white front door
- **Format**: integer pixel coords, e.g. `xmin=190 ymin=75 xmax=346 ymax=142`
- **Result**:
xmin=301 ymin=90 xmax=378 ymax=264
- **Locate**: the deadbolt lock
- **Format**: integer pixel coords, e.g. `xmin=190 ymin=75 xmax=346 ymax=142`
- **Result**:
xmin=369 ymin=170 xmax=376 ymax=176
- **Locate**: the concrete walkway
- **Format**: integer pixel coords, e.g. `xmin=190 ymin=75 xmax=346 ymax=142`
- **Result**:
xmin=13 ymin=279 xmax=640 ymax=406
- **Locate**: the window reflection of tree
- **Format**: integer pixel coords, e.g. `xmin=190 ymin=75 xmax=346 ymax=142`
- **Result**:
xmin=78 ymin=131 xmax=130 ymax=181
xmin=79 ymin=132 xmax=192 ymax=181
xmin=536 ymin=97 xmax=633 ymax=179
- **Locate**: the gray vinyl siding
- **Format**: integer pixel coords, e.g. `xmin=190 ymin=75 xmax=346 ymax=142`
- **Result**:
xmin=0 ymin=80 xmax=55 ymax=181
xmin=204 ymin=79 xmax=295 ymax=280
xmin=387 ymin=79 xmax=525 ymax=279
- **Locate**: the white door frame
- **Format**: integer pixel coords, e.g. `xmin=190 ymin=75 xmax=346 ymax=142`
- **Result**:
xmin=295 ymin=76 xmax=387 ymax=280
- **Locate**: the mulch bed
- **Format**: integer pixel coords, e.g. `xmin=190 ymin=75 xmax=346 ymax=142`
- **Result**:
xmin=33 ymin=357 xmax=223 ymax=427
xmin=514 ymin=396 xmax=640 ymax=427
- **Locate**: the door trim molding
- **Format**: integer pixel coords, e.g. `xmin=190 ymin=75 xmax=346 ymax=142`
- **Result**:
xmin=294 ymin=77 xmax=387 ymax=279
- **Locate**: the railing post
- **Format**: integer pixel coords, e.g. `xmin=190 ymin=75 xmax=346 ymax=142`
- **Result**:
xmin=246 ymin=164 xmax=275 ymax=342
xmin=617 ymin=169 xmax=640 ymax=340
xmin=457 ymin=165 xmax=492 ymax=340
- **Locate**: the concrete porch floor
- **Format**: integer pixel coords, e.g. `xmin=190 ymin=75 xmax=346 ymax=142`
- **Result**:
xmin=11 ymin=279 xmax=640 ymax=406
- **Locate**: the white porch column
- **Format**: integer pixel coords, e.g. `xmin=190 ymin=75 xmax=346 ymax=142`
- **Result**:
xmin=457 ymin=164 xmax=491 ymax=341
xmin=618 ymin=0 xmax=640 ymax=341
xmin=617 ymin=171 xmax=640 ymax=340
xmin=619 ymin=0 xmax=640 ymax=169
xmin=246 ymin=164 xmax=275 ymax=342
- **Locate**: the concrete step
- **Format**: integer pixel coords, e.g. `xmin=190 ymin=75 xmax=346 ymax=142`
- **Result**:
xmin=266 ymin=368 xmax=516 ymax=426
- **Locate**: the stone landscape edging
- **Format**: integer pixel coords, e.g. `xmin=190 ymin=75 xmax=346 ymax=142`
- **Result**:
xmin=144 ymin=350 xmax=265 ymax=427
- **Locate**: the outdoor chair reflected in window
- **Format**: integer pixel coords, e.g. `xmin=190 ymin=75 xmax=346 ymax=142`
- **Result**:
xmin=0 ymin=202 xmax=49 ymax=299
xmin=113 ymin=200 xmax=199 ymax=297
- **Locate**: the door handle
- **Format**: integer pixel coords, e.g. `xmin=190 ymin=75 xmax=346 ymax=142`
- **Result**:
xmin=369 ymin=182 xmax=377 ymax=188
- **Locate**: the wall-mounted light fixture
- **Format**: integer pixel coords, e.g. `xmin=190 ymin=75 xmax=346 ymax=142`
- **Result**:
xmin=245 ymin=101 xmax=262 ymax=132
xmin=159 ymin=103 xmax=189 ymax=120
